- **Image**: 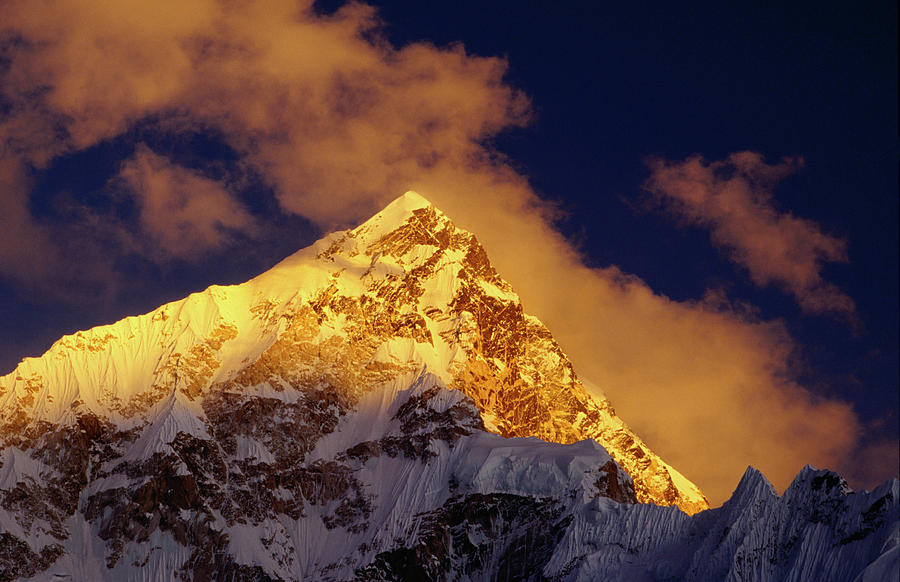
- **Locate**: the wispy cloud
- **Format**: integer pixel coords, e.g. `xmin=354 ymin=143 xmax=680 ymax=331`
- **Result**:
xmin=644 ymin=152 xmax=855 ymax=319
xmin=114 ymin=146 xmax=257 ymax=260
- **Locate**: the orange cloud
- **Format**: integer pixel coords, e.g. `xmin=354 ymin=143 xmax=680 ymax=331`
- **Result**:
xmin=115 ymin=146 xmax=256 ymax=260
xmin=0 ymin=0 xmax=887 ymax=504
xmin=1 ymin=0 xmax=528 ymax=225
xmin=643 ymin=152 xmax=855 ymax=319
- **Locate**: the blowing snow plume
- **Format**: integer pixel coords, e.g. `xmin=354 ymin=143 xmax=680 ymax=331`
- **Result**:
xmin=0 ymin=0 xmax=890 ymax=504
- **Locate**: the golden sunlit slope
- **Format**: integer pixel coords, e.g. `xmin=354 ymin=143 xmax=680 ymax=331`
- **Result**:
xmin=0 ymin=191 xmax=707 ymax=514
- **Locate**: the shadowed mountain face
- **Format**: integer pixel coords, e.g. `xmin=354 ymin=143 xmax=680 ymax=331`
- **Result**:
xmin=0 ymin=192 xmax=895 ymax=581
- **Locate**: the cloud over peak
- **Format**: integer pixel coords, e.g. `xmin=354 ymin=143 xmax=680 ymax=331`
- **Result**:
xmin=0 ymin=0 xmax=530 ymax=284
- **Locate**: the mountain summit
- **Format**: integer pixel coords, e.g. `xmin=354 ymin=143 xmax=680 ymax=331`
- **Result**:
xmin=0 ymin=192 xmax=896 ymax=581
xmin=1 ymin=191 xmax=706 ymax=513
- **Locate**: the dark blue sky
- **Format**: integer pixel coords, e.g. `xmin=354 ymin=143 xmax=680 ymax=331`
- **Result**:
xmin=0 ymin=0 xmax=896 ymax=484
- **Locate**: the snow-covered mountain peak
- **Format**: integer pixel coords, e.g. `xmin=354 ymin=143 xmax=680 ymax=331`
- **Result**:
xmin=3 ymin=192 xmax=894 ymax=580
xmin=353 ymin=190 xmax=435 ymax=239
xmin=783 ymin=465 xmax=855 ymax=500
xmin=1 ymin=191 xmax=707 ymax=514
xmin=729 ymin=466 xmax=778 ymax=505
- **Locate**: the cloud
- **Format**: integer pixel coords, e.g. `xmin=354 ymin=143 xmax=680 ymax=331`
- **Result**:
xmin=114 ymin=146 xmax=256 ymax=260
xmin=643 ymin=152 xmax=855 ymax=319
xmin=0 ymin=0 xmax=886 ymax=504
xmin=1 ymin=0 xmax=528 ymax=225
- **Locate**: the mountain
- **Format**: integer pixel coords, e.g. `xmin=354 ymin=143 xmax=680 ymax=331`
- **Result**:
xmin=561 ymin=466 xmax=898 ymax=581
xmin=0 ymin=191 xmax=896 ymax=581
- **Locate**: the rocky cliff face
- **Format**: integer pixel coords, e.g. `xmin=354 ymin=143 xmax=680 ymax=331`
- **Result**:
xmin=0 ymin=192 xmax=895 ymax=581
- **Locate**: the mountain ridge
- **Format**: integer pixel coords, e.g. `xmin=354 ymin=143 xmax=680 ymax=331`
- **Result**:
xmin=0 ymin=191 xmax=895 ymax=581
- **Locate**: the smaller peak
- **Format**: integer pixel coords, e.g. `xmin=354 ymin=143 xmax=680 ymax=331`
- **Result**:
xmin=741 ymin=465 xmax=768 ymax=480
xmin=797 ymin=464 xmax=821 ymax=478
xmin=785 ymin=465 xmax=852 ymax=499
xmin=727 ymin=466 xmax=777 ymax=506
